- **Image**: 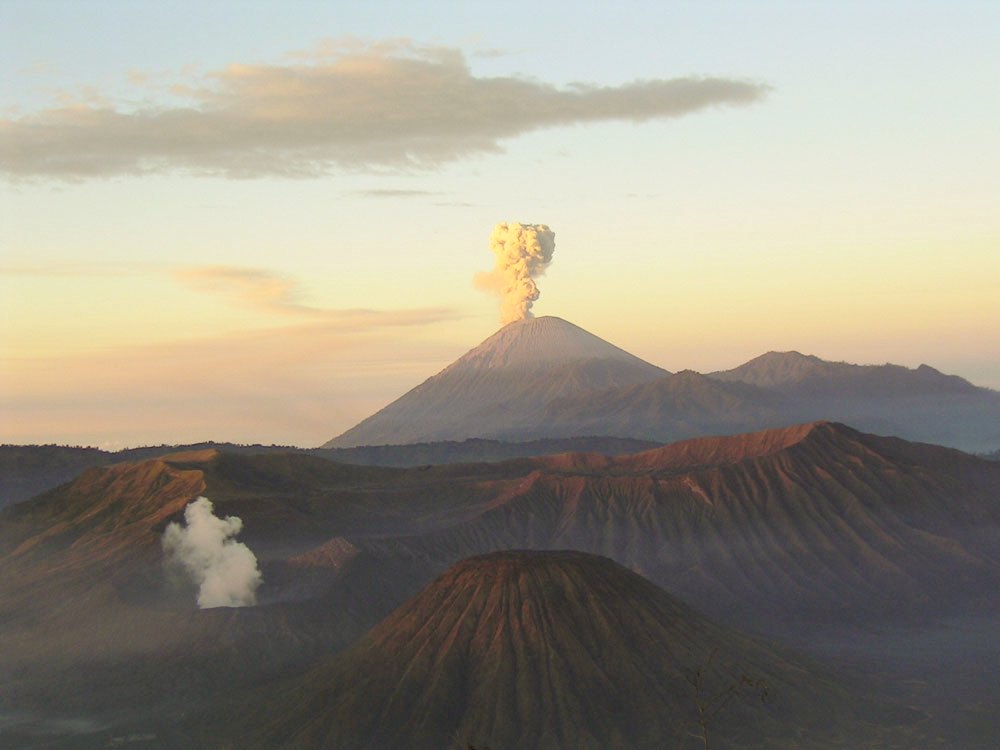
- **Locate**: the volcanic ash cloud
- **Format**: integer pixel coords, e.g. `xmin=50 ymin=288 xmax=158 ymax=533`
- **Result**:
xmin=476 ymin=222 xmax=556 ymax=324
xmin=162 ymin=496 xmax=262 ymax=608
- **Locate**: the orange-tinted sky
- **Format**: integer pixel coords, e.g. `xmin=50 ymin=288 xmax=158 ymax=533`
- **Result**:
xmin=2 ymin=1 xmax=998 ymax=447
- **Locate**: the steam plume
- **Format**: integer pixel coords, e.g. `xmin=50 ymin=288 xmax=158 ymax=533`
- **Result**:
xmin=162 ymin=496 xmax=262 ymax=608
xmin=476 ymin=222 xmax=556 ymax=324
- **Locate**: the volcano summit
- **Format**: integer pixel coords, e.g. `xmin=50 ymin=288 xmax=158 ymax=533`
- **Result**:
xmin=326 ymin=316 xmax=668 ymax=447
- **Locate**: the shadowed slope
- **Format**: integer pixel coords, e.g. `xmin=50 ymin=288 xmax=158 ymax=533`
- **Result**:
xmin=233 ymin=551 xmax=891 ymax=750
xmin=707 ymin=352 xmax=1000 ymax=451
xmin=543 ymin=369 xmax=785 ymax=441
xmin=357 ymin=423 xmax=1000 ymax=627
xmin=711 ymin=351 xmax=980 ymax=394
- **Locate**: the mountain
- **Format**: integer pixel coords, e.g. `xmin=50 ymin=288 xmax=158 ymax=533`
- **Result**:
xmin=710 ymin=350 xmax=980 ymax=393
xmin=317 ymin=435 xmax=662 ymax=466
xmin=355 ymin=421 xmax=1000 ymax=628
xmin=6 ymin=424 xmax=997 ymax=637
xmin=324 ymin=316 xmax=669 ymax=447
xmin=325 ymin=322 xmax=1000 ymax=452
xmin=543 ymin=369 xmax=785 ymax=441
xmin=537 ymin=352 xmax=1000 ymax=451
xmin=707 ymin=352 xmax=1000 ymax=451
xmin=0 ymin=437 xmax=662 ymax=510
xmin=217 ymin=551 xmax=896 ymax=750
xmin=2 ymin=423 xmax=998 ymax=746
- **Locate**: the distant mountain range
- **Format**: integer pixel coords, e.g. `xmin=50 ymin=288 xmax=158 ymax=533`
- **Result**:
xmin=325 ymin=316 xmax=1000 ymax=453
xmin=0 ymin=436 xmax=662 ymax=510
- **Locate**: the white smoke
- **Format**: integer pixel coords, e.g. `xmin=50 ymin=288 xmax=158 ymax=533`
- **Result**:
xmin=476 ymin=222 xmax=556 ymax=324
xmin=162 ymin=496 xmax=262 ymax=608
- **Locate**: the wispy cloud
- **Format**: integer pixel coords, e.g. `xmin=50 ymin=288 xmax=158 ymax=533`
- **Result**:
xmin=1 ymin=39 xmax=770 ymax=181
xmin=173 ymin=265 xmax=456 ymax=326
xmin=1 ymin=259 xmax=465 ymax=446
xmin=0 ymin=262 xmax=158 ymax=278
xmin=0 ymin=316 xmax=466 ymax=447
xmin=433 ymin=200 xmax=479 ymax=208
xmin=174 ymin=266 xmax=314 ymax=316
xmin=350 ymin=188 xmax=443 ymax=198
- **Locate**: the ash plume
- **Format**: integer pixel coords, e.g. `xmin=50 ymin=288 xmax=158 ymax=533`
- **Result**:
xmin=476 ymin=222 xmax=556 ymax=324
xmin=162 ymin=496 xmax=262 ymax=608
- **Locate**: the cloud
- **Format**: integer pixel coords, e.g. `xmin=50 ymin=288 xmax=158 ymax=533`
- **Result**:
xmin=0 ymin=262 xmax=158 ymax=278
xmin=162 ymin=496 xmax=262 ymax=608
xmin=350 ymin=188 xmax=443 ymax=198
xmin=0 ymin=315 xmax=466 ymax=447
xmin=174 ymin=266 xmax=313 ymax=316
xmin=173 ymin=265 xmax=458 ymax=325
xmin=1 ymin=39 xmax=770 ymax=180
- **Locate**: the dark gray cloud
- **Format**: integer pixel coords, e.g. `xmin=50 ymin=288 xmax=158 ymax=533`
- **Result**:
xmin=1 ymin=40 xmax=769 ymax=180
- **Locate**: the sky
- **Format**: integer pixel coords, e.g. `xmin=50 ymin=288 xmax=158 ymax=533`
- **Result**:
xmin=1 ymin=0 xmax=998 ymax=448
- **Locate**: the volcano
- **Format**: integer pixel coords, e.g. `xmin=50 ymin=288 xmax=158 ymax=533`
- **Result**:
xmin=325 ymin=319 xmax=1000 ymax=452
xmin=325 ymin=316 xmax=668 ymax=447
xmin=220 ymin=551 xmax=891 ymax=750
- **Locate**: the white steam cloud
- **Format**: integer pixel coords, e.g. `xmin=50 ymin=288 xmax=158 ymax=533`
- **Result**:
xmin=476 ymin=222 xmax=556 ymax=324
xmin=162 ymin=496 xmax=262 ymax=608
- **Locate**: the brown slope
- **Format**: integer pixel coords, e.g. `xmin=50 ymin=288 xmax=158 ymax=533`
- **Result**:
xmin=355 ymin=422 xmax=1000 ymax=629
xmin=226 ymin=551 xmax=895 ymax=750
xmin=0 ymin=446 xmax=520 ymax=627
xmin=614 ymin=418 xmax=820 ymax=470
xmin=0 ymin=450 xmax=457 ymax=719
xmin=543 ymin=369 xmax=784 ymax=441
xmin=0 ymin=450 xmax=211 ymax=612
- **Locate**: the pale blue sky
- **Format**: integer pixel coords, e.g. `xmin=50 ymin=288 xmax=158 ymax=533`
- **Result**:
xmin=2 ymin=1 xmax=998 ymax=446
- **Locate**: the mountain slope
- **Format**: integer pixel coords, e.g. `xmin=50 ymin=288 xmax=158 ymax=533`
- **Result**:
xmin=0 ymin=437 xmax=663 ymax=510
xmin=325 ymin=316 xmax=669 ymax=447
xmin=225 ymin=551 xmax=893 ymax=750
xmin=543 ymin=369 xmax=785 ymax=441
xmin=711 ymin=351 xmax=980 ymax=394
xmin=6 ymin=423 xmax=998 ymax=637
xmin=705 ymin=352 xmax=1000 ymax=450
xmin=520 ymin=349 xmax=1000 ymax=451
xmin=355 ymin=422 xmax=1000 ymax=628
